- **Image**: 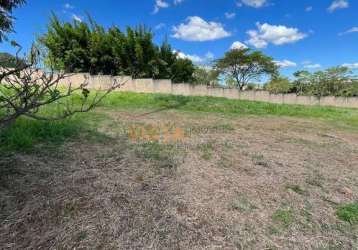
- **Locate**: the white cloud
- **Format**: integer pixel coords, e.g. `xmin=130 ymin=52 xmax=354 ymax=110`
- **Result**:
xmin=246 ymin=23 xmax=307 ymax=48
xmin=342 ymin=63 xmax=358 ymax=69
xmin=328 ymin=0 xmax=349 ymax=13
xmin=305 ymin=6 xmax=313 ymax=12
xmin=175 ymin=50 xmax=214 ymax=64
xmin=174 ymin=0 xmax=184 ymax=5
xmin=153 ymin=0 xmax=170 ymax=14
xmin=177 ymin=52 xmax=203 ymax=63
xmin=72 ymin=14 xmax=82 ymax=22
xmin=153 ymin=0 xmax=183 ymax=13
xmin=304 ymin=63 xmax=321 ymax=69
xmin=225 ymin=12 xmax=236 ymax=19
xmin=239 ymin=0 xmax=267 ymax=8
xmin=154 ymin=23 xmax=166 ymax=30
xmin=230 ymin=41 xmax=248 ymax=50
xmin=339 ymin=27 xmax=358 ymax=35
xmin=64 ymin=3 xmax=74 ymax=9
xmin=274 ymin=60 xmax=297 ymax=68
xmin=172 ymin=16 xmax=231 ymax=41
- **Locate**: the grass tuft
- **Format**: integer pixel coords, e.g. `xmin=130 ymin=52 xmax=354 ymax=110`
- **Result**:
xmin=337 ymin=202 xmax=358 ymax=224
xmin=272 ymin=208 xmax=294 ymax=228
xmin=134 ymin=142 xmax=181 ymax=169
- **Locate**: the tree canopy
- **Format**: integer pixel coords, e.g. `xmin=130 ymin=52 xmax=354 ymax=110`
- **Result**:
xmin=0 ymin=52 xmax=25 ymax=67
xmin=192 ymin=66 xmax=220 ymax=86
xmin=39 ymin=15 xmax=195 ymax=82
xmin=264 ymin=67 xmax=358 ymax=97
xmin=0 ymin=0 xmax=25 ymax=42
xmin=214 ymin=48 xmax=278 ymax=90
xmin=292 ymin=67 xmax=358 ymax=97
xmin=264 ymin=76 xmax=293 ymax=94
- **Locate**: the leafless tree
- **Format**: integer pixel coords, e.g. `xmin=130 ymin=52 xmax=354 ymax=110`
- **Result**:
xmin=0 ymin=43 xmax=125 ymax=129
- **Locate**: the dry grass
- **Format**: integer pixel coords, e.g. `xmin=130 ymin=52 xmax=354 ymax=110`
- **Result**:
xmin=1 ymin=108 xmax=358 ymax=249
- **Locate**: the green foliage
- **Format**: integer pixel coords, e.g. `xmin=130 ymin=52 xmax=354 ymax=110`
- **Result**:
xmin=215 ymin=48 xmax=278 ymax=90
xmin=246 ymin=83 xmax=259 ymax=90
xmin=292 ymin=67 xmax=358 ymax=97
xmin=0 ymin=52 xmax=25 ymax=67
xmin=171 ymin=58 xmax=195 ymax=83
xmin=292 ymin=70 xmax=313 ymax=95
xmin=192 ymin=66 xmax=220 ymax=86
xmin=337 ymin=82 xmax=358 ymax=97
xmin=0 ymin=0 xmax=26 ymax=42
xmin=265 ymin=76 xmax=293 ymax=94
xmin=224 ymin=75 xmax=237 ymax=87
xmin=337 ymin=203 xmax=358 ymax=224
xmin=40 ymin=15 xmax=195 ymax=82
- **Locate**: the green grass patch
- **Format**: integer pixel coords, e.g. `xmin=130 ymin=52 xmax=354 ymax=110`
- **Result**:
xmin=272 ymin=208 xmax=294 ymax=228
xmin=0 ymin=116 xmax=83 ymax=152
xmin=2 ymin=91 xmax=358 ymax=151
xmin=98 ymin=92 xmax=358 ymax=129
xmin=337 ymin=202 xmax=358 ymax=224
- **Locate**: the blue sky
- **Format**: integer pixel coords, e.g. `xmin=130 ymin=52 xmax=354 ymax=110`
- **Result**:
xmin=1 ymin=0 xmax=358 ymax=76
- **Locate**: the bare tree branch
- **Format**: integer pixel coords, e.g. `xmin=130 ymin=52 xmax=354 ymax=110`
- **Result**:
xmin=0 ymin=44 xmax=125 ymax=129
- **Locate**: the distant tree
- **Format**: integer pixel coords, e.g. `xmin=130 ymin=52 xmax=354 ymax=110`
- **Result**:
xmin=0 ymin=0 xmax=25 ymax=42
xmin=246 ymin=83 xmax=259 ymax=90
xmin=337 ymin=80 xmax=358 ymax=97
xmin=0 ymin=51 xmax=25 ymax=67
xmin=292 ymin=66 xmax=357 ymax=97
xmin=40 ymin=15 xmax=195 ymax=82
xmin=314 ymin=67 xmax=353 ymax=97
xmin=155 ymin=39 xmax=176 ymax=79
xmin=265 ymin=76 xmax=293 ymax=94
xmin=215 ymin=48 xmax=278 ymax=90
xmin=192 ymin=66 xmax=219 ymax=86
xmin=292 ymin=70 xmax=312 ymax=95
xmin=170 ymin=58 xmax=195 ymax=83
xmin=224 ymin=75 xmax=237 ymax=88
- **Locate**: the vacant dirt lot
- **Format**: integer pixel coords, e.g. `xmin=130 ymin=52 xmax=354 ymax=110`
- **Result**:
xmin=1 ymin=109 xmax=358 ymax=249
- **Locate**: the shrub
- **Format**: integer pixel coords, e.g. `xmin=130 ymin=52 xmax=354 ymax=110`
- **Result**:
xmin=265 ymin=76 xmax=293 ymax=94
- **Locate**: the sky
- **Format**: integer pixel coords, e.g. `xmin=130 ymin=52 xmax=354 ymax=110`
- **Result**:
xmin=1 ymin=0 xmax=358 ymax=76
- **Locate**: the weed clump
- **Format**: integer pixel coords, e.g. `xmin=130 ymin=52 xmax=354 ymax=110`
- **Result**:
xmin=337 ymin=202 xmax=358 ymax=224
xmin=134 ymin=142 xmax=182 ymax=169
xmin=0 ymin=117 xmax=82 ymax=152
xmin=272 ymin=208 xmax=294 ymax=228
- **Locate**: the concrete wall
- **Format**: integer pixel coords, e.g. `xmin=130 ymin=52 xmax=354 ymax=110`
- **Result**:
xmin=60 ymin=73 xmax=358 ymax=109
